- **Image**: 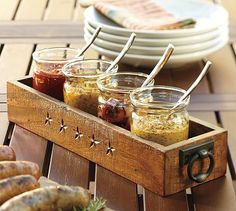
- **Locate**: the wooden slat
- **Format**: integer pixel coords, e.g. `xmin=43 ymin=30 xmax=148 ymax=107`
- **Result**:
xmin=193 ymin=173 xmax=236 ymax=211
xmin=9 ymin=125 xmax=47 ymax=173
xmin=95 ymin=166 xmax=139 ymax=211
xmin=48 ymin=144 xmax=90 ymax=188
xmin=45 ymin=0 xmax=75 ymax=20
xmin=0 ymin=22 xmax=83 ymax=38
xmin=0 ymin=0 xmax=48 ymax=93
xmin=0 ymin=112 xmax=8 ymax=144
xmin=207 ymin=45 xmax=236 ymax=174
xmin=14 ymin=0 xmax=47 ymax=20
xmin=0 ymin=44 xmax=34 ymax=92
xmin=144 ymin=190 xmax=188 ymax=211
xmin=188 ymin=116 xmax=236 ymax=210
xmin=0 ymin=0 xmax=19 ymax=20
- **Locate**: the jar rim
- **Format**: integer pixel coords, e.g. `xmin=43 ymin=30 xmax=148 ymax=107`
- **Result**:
xmin=130 ymin=85 xmax=190 ymax=110
xmin=62 ymin=59 xmax=118 ymax=79
xmin=32 ymin=47 xmax=83 ymax=64
xmin=97 ymin=72 xmax=155 ymax=94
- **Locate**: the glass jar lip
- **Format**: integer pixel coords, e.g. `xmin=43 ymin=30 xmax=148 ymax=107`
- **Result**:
xmin=130 ymin=85 xmax=190 ymax=109
xmin=97 ymin=72 xmax=155 ymax=94
xmin=32 ymin=47 xmax=83 ymax=64
xmin=62 ymin=59 xmax=118 ymax=79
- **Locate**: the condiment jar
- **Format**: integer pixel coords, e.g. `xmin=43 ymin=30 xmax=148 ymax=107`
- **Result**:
xmin=32 ymin=47 xmax=83 ymax=101
xmin=62 ymin=59 xmax=118 ymax=116
xmin=130 ymin=86 xmax=190 ymax=146
xmin=97 ymin=72 xmax=154 ymax=130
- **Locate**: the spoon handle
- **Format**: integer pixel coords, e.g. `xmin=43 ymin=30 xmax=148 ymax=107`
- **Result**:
xmin=77 ymin=26 xmax=102 ymax=57
xmin=172 ymin=61 xmax=212 ymax=110
xmin=105 ymin=33 xmax=136 ymax=73
xmin=141 ymin=44 xmax=174 ymax=87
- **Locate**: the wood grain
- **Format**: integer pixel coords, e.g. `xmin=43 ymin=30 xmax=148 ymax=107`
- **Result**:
xmin=7 ymin=78 xmax=228 ymax=196
xmin=48 ymin=144 xmax=90 ymax=188
xmin=9 ymin=125 xmax=47 ymax=173
xmin=14 ymin=0 xmax=47 ymax=20
xmin=96 ymin=165 xmax=139 ymax=211
xmin=144 ymin=189 xmax=188 ymax=211
xmin=0 ymin=0 xmax=19 ymax=20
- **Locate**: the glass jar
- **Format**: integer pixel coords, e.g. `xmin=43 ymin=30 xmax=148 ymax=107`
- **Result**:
xmin=130 ymin=86 xmax=190 ymax=146
xmin=97 ymin=72 xmax=154 ymax=130
xmin=63 ymin=59 xmax=118 ymax=116
xmin=32 ymin=47 xmax=83 ymax=101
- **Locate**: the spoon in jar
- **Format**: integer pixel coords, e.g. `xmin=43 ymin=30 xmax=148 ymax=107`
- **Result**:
xmin=105 ymin=33 xmax=136 ymax=73
xmin=141 ymin=43 xmax=175 ymax=87
xmin=76 ymin=26 xmax=102 ymax=57
xmin=171 ymin=61 xmax=212 ymax=111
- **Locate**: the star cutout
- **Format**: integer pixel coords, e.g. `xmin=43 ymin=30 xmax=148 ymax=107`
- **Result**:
xmin=90 ymin=135 xmax=100 ymax=148
xmin=59 ymin=119 xmax=68 ymax=133
xmin=75 ymin=127 xmax=83 ymax=140
xmin=45 ymin=112 xmax=53 ymax=125
xmin=106 ymin=142 xmax=115 ymax=155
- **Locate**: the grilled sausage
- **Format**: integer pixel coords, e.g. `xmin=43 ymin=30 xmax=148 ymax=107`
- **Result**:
xmin=0 ymin=185 xmax=91 ymax=211
xmin=0 ymin=161 xmax=40 ymax=180
xmin=0 ymin=175 xmax=39 ymax=204
xmin=0 ymin=146 xmax=16 ymax=161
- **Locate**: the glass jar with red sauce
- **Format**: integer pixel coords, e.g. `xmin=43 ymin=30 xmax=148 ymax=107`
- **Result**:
xmin=97 ymin=72 xmax=154 ymax=130
xmin=32 ymin=47 xmax=83 ymax=101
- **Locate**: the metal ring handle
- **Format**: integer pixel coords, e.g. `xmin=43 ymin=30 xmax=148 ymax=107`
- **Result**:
xmin=187 ymin=149 xmax=215 ymax=183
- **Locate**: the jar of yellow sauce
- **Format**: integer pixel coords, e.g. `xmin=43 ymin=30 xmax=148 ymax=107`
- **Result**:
xmin=130 ymin=86 xmax=190 ymax=146
xmin=62 ymin=59 xmax=118 ymax=116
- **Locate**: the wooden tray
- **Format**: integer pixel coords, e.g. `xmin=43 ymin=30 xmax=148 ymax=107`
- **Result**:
xmin=7 ymin=76 xmax=227 ymax=196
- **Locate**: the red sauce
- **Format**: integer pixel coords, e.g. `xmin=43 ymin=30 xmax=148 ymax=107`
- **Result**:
xmin=33 ymin=67 xmax=65 ymax=101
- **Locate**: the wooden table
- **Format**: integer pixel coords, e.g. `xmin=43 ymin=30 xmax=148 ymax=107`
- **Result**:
xmin=0 ymin=0 xmax=235 ymax=210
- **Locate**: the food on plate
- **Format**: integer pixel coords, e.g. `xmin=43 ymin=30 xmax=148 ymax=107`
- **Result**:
xmin=0 ymin=175 xmax=39 ymax=205
xmin=94 ymin=0 xmax=196 ymax=30
xmin=0 ymin=161 xmax=40 ymax=180
xmin=0 ymin=185 xmax=91 ymax=211
xmin=0 ymin=146 xmax=16 ymax=161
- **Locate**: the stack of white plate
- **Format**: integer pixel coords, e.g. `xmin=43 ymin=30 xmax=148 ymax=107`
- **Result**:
xmin=84 ymin=0 xmax=229 ymax=67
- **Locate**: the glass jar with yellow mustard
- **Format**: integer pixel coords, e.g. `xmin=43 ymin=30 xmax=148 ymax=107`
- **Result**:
xmin=130 ymin=86 xmax=190 ymax=146
xmin=62 ymin=59 xmax=118 ymax=116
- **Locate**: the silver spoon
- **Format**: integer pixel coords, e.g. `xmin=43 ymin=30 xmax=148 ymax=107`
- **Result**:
xmin=105 ymin=33 xmax=136 ymax=73
xmin=77 ymin=26 xmax=102 ymax=57
xmin=171 ymin=61 xmax=212 ymax=111
xmin=141 ymin=44 xmax=175 ymax=87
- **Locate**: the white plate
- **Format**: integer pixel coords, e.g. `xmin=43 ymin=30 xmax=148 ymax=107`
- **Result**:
xmin=85 ymin=22 xmax=228 ymax=47
xmin=88 ymin=37 xmax=228 ymax=67
xmin=84 ymin=30 xmax=228 ymax=55
xmin=84 ymin=1 xmax=228 ymax=38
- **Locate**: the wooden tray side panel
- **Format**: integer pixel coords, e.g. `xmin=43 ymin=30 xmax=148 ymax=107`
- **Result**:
xmin=95 ymin=166 xmax=139 ymax=211
xmin=164 ymin=131 xmax=228 ymax=195
xmin=7 ymin=81 xmax=165 ymax=195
